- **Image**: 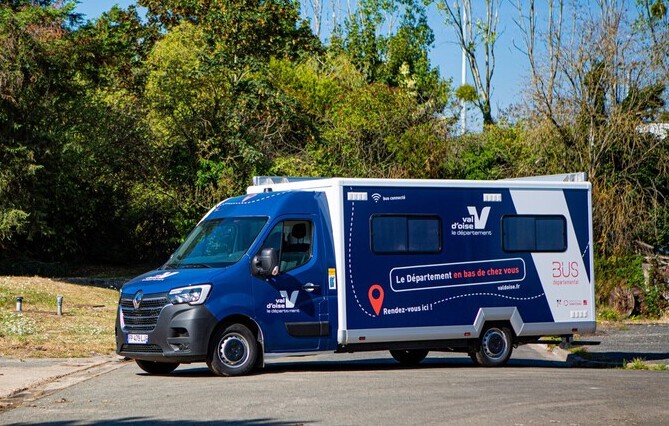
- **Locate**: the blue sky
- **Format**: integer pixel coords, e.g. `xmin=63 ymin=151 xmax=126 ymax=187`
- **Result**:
xmin=74 ymin=1 xmax=526 ymax=125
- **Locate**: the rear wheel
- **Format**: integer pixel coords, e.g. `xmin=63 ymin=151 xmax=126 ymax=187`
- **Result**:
xmin=135 ymin=359 xmax=179 ymax=375
xmin=474 ymin=326 xmax=513 ymax=367
xmin=390 ymin=349 xmax=429 ymax=366
xmin=208 ymin=323 xmax=258 ymax=377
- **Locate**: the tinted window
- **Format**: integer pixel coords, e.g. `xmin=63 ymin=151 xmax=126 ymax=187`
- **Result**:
xmin=261 ymin=220 xmax=313 ymax=273
xmin=372 ymin=215 xmax=441 ymax=254
xmin=503 ymin=215 xmax=567 ymax=252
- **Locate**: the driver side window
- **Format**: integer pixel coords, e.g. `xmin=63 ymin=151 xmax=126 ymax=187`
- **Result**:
xmin=262 ymin=220 xmax=313 ymax=273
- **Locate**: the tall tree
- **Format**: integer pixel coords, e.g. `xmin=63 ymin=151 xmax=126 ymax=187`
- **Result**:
xmin=514 ymin=0 xmax=669 ymax=254
xmin=73 ymin=5 xmax=158 ymax=93
xmin=1 ymin=1 xmax=174 ymax=264
xmin=635 ymin=0 xmax=669 ymax=80
xmin=439 ymin=0 xmax=500 ymax=126
xmin=139 ymin=0 xmax=319 ymax=64
xmin=331 ymin=0 xmax=450 ymax=107
xmin=142 ymin=0 xmax=321 ymax=234
xmin=0 ymin=0 xmax=83 ymax=259
xmin=267 ymin=54 xmax=453 ymax=179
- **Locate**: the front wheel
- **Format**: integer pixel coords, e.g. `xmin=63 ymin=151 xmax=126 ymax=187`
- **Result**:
xmin=208 ymin=323 xmax=258 ymax=377
xmin=390 ymin=349 xmax=429 ymax=365
xmin=473 ymin=326 xmax=513 ymax=367
xmin=135 ymin=359 xmax=179 ymax=375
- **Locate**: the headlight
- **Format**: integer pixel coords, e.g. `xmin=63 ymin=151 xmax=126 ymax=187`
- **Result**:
xmin=168 ymin=284 xmax=211 ymax=305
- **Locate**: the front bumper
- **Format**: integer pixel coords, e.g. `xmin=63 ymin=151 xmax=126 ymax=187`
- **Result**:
xmin=116 ymin=303 xmax=217 ymax=363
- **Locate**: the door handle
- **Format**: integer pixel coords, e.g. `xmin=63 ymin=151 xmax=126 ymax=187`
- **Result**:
xmin=302 ymin=282 xmax=320 ymax=292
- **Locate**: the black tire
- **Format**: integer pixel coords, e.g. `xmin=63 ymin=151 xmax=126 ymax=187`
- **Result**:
xmin=135 ymin=359 xmax=179 ymax=375
xmin=390 ymin=349 xmax=429 ymax=365
xmin=208 ymin=323 xmax=258 ymax=377
xmin=474 ymin=326 xmax=513 ymax=367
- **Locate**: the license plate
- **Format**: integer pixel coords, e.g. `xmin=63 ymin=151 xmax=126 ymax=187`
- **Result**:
xmin=127 ymin=334 xmax=149 ymax=344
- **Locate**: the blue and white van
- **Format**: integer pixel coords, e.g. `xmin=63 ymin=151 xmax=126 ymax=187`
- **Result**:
xmin=116 ymin=174 xmax=595 ymax=376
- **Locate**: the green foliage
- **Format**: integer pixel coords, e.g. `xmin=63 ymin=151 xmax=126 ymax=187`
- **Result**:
xmin=268 ymin=55 xmax=356 ymax=118
xmin=332 ymin=0 xmax=449 ymax=107
xmin=624 ymin=358 xmax=668 ymax=370
xmin=0 ymin=1 xmax=86 ymax=259
xmin=442 ymin=124 xmax=536 ymax=180
xmin=139 ymin=0 xmax=320 ymax=65
xmin=455 ymin=84 xmax=478 ymax=102
xmin=311 ymin=63 xmax=450 ymax=178
xmin=256 ymin=51 xmax=452 ymax=180
xmin=1 ymin=1 xmax=172 ymax=264
xmin=0 ymin=0 xmax=456 ymax=268
xmin=650 ymin=0 xmax=667 ymax=19
xmin=595 ymin=255 xmax=645 ymax=305
xmin=643 ymin=284 xmax=665 ymax=318
xmin=601 ymin=255 xmax=646 ymax=288
xmin=642 ymin=258 xmax=669 ymax=318
xmin=0 ymin=210 xmax=29 ymax=241
xmin=597 ymin=307 xmax=622 ymax=322
xmin=73 ymin=5 xmax=158 ymax=92
xmin=139 ymin=2 xmax=325 ymax=240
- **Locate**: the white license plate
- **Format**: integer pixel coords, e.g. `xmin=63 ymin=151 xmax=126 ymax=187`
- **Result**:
xmin=127 ymin=334 xmax=149 ymax=344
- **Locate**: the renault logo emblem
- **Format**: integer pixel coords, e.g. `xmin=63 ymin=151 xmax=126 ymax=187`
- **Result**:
xmin=133 ymin=290 xmax=143 ymax=309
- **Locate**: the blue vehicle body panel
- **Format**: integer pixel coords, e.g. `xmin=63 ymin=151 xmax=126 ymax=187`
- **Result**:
xmin=336 ymin=182 xmax=594 ymax=344
xmin=343 ymin=186 xmax=553 ymax=330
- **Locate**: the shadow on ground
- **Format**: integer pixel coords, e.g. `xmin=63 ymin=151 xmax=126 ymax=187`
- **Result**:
xmin=568 ymin=351 xmax=669 ymax=367
xmin=4 ymin=419 xmax=310 ymax=426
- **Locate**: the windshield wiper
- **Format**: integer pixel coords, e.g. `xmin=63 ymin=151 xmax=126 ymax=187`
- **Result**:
xmin=177 ymin=263 xmax=212 ymax=269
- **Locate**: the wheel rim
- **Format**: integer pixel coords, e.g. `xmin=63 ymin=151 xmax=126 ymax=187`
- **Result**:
xmin=219 ymin=333 xmax=249 ymax=367
xmin=482 ymin=328 xmax=508 ymax=361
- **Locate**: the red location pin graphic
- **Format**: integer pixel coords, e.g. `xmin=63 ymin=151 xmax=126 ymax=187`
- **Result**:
xmin=368 ymin=284 xmax=384 ymax=316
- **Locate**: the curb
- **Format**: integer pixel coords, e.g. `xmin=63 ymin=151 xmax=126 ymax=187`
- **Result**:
xmin=549 ymin=344 xmax=627 ymax=368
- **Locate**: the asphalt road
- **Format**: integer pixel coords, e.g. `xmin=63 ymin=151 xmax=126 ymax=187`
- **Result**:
xmin=582 ymin=323 xmax=669 ymax=365
xmin=1 ymin=345 xmax=668 ymax=425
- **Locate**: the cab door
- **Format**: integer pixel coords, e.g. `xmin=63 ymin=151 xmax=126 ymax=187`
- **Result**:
xmin=252 ymin=217 xmax=329 ymax=352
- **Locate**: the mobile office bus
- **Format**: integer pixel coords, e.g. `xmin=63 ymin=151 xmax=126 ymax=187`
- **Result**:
xmin=116 ymin=174 xmax=595 ymax=376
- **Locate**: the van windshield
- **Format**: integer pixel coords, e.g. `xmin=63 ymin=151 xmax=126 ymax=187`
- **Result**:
xmin=165 ymin=217 xmax=267 ymax=269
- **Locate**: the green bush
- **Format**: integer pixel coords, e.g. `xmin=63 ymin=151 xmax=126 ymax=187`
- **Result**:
xmin=440 ymin=124 xmax=538 ymax=180
xmin=642 ymin=259 xmax=669 ymax=318
xmin=597 ymin=307 xmax=622 ymax=321
xmin=594 ymin=254 xmax=645 ymax=305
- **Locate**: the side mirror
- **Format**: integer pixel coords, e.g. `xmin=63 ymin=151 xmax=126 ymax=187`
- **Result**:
xmin=251 ymin=248 xmax=279 ymax=278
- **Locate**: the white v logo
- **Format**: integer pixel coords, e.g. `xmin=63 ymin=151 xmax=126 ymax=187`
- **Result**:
xmin=467 ymin=206 xmax=491 ymax=230
xmin=279 ymin=290 xmax=299 ymax=308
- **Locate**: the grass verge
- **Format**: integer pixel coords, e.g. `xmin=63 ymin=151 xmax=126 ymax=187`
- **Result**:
xmin=0 ymin=276 xmax=119 ymax=358
xmin=623 ymin=358 xmax=669 ymax=371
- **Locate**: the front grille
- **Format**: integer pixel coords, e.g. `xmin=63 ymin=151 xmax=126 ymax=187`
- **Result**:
xmin=121 ymin=344 xmax=163 ymax=354
xmin=120 ymin=294 xmax=170 ymax=332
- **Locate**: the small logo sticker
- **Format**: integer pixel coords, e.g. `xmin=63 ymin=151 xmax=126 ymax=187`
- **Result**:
xmin=451 ymin=206 xmax=493 ymax=236
xmin=328 ymin=268 xmax=337 ymax=290
xmin=142 ymin=271 xmax=179 ymax=281
xmin=266 ymin=290 xmax=301 ymax=314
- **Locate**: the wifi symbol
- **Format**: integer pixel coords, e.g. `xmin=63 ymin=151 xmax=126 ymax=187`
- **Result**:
xmin=371 ymin=193 xmax=382 ymax=203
